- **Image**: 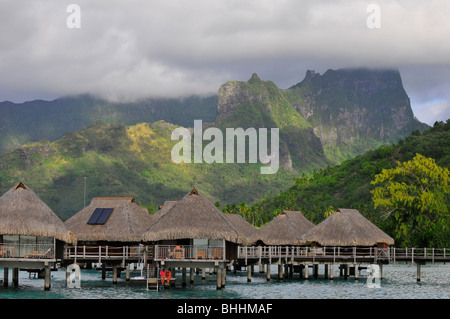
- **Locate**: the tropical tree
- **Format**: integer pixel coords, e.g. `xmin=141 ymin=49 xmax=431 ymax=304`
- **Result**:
xmin=371 ymin=154 xmax=450 ymax=247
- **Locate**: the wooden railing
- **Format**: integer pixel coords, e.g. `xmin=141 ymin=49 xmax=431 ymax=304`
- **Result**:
xmin=64 ymin=245 xmax=153 ymax=263
xmin=154 ymin=245 xmax=225 ymax=261
xmin=237 ymin=246 xmax=449 ymax=264
xmin=0 ymin=243 xmax=54 ymax=259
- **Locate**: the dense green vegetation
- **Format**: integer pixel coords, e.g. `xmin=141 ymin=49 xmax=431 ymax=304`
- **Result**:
xmin=0 ymin=121 xmax=296 ymax=220
xmin=0 ymin=94 xmax=217 ymax=153
xmin=224 ymin=121 xmax=450 ymax=247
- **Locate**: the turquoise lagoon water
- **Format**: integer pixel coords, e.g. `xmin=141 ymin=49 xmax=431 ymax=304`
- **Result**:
xmin=0 ymin=263 xmax=448 ymax=299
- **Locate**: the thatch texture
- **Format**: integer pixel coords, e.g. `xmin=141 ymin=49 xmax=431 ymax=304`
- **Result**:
xmin=65 ymin=197 xmax=154 ymax=242
xmin=225 ymin=214 xmax=258 ymax=244
xmin=254 ymin=211 xmax=315 ymax=245
xmin=301 ymin=208 xmax=395 ymax=246
xmin=0 ymin=182 xmax=76 ymax=244
xmin=142 ymin=189 xmax=250 ymax=244
xmin=152 ymin=201 xmax=177 ymax=220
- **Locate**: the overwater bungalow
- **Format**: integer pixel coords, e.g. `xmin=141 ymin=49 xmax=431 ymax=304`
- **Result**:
xmin=301 ymin=208 xmax=394 ymax=248
xmin=64 ymin=197 xmax=155 ymax=282
xmin=141 ymin=189 xmax=253 ymax=289
xmin=65 ymin=197 xmax=154 ymax=245
xmin=254 ymin=210 xmax=315 ymax=246
xmin=0 ymin=182 xmax=76 ymax=289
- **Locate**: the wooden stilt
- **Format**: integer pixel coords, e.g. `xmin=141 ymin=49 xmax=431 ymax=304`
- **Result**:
xmin=13 ymin=268 xmax=19 ymax=287
xmin=126 ymin=264 xmax=130 ymax=281
xmin=182 ymin=268 xmax=187 ymax=287
xmin=3 ymin=267 xmax=8 ymax=287
xmin=44 ymin=263 xmax=51 ymax=291
xmin=247 ymin=266 xmax=252 ymax=282
xmin=266 ymin=263 xmax=271 ymax=281
xmin=417 ymin=263 xmax=421 ymax=282
xmin=112 ymin=265 xmax=118 ymax=284
xmin=190 ymin=268 xmax=194 ymax=283
xmin=216 ymin=267 xmax=222 ymax=290
xmin=330 ymin=264 xmax=334 ymax=280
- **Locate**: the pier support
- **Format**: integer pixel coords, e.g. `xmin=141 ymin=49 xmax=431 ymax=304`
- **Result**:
xmin=216 ymin=267 xmax=222 ymax=290
xmin=416 ymin=263 xmax=421 ymax=282
xmin=190 ymin=268 xmax=194 ymax=284
xmin=126 ymin=264 xmax=130 ymax=281
xmin=182 ymin=268 xmax=187 ymax=287
xmin=13 ymin=268 xmax=19 ymax=287
xmin=44 ymin=263 xmax=51 ymax=290
xmin=247 ymin=266 xmax=252 ymax=282
xmin=202 ymin=268 xmax=206 ymax=280
xmin=330 ymin=264 xmax=333 ymax=280
xmin=266 ymin=263 xmax=271 ymax=281
xmin=3 ymin=267 xmax=8 ymax=287
xmin=112 ymin=265 xmax=118 ymax=284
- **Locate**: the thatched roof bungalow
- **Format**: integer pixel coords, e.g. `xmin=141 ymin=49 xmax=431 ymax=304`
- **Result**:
xmin=65 ymin=197 xmax=155 ymax=244
xmin=301 ymin=208 xmax=394 ymax=247
xmin=142 ymin=189 xmax=254 ymax=261
xmin=0 ymin=182 xmax=76 ymax=259
xmin=254 ymin=210 xmax=315 ymax=246
xmin=142 ymin=189 xmax=251 ymax=244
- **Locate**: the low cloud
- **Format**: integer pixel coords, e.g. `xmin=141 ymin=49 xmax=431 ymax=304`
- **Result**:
xmin=0 ymin=0 xmax=449 ymax=123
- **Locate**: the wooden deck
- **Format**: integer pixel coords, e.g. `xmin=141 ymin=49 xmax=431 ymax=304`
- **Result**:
xmin=236 ymin=246 xmax=449 ymax=265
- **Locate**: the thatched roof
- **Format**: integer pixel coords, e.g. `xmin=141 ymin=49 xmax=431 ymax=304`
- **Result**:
xmin=65 ymin=197 xmax=155 ymax=242
xmin=254 ymin=210 xmax=315 ymax=245
xmin=152 ymin=201 xmax=177 ymax=220
xmin=0 ymin=182 xmax=76 ymax=244
xmin=141 ymin=189 xmax=250 ymax=244
xmin=301 ymin=208 xmax=395 ymax=246
xmin=224 ymin=214 xmax=258 ymax=243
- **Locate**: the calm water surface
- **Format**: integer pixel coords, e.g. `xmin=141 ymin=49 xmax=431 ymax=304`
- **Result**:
xmin=1 ymin=264 xmax=449 ymax=299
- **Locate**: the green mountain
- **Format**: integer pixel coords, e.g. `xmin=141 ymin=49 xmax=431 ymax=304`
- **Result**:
xmin=0 ymin=67 xmax=431 ymax=220
xmin=0 ymin=94 xmax=217 ymax=153
xmin=0 ymin=121 xmax=295 ymax=220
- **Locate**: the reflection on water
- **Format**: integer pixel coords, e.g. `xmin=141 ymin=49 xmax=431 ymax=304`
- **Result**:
xmin=1 ymin=264 xmax=449 ymax=299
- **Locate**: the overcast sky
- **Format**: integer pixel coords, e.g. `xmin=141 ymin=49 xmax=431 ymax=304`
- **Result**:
xmin=0 ymin=0 xmax=449 ymax=125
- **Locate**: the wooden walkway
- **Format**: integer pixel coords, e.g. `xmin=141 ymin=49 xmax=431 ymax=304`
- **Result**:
xmin=236 ymin=246 xmax=449 ymax=265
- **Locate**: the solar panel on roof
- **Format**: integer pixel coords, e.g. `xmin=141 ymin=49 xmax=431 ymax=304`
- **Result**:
xmin=96 ymin=208 xmax=113 ymax=224
xmin=87 ymin=208 xmax=104 ymax=224
xmin=87 ymin=208 xmax=114 ymax=225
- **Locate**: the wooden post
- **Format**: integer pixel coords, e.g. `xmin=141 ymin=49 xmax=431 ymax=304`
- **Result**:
xmin=221 ymin=266 xmax=226 ymax=288
xmin=247 ymin=266 xmax=252 ymax=282
xmin=324 ymin=264 xmax=328 ymax=279
xmin=330 ymin=264 xmax=334 ymax=280
xmin=278 ymin=264 xmax=283 ymax=280
xmin=216 ymin=267 xmax=222 ymax=290
xmin=44 ymin=263 xmax=51 ymax=291
xmin=354 ymin=264 xmax=359 ymax=280
xmin=313 ymin=264 xmax=318 ymax=279
xmin=126 ymin=264 xmax=130 ymax=281
xmin=3 ymin=267 xmax=8 ymax=287
xmin=305 ymin=264 xmax=309 ymax=279
xmin=202 ymin=268 xmax=206 ymax=280
xmin=13 ymin=268 xmax=19 ymax=287
xmin=416 ymin=263 xmax=421 ymax=282
xmin=266 ymin=262 xmax=271 ymax=281
xmin=101 ymin=263 xmax=106 ymax=280
xmin=190 ymin=268 xmax=194 ymax=284
xmin=112 ymin=265 xmax=118 ymax=284
xmin=182 ymin=268 xmax=187 ymax=287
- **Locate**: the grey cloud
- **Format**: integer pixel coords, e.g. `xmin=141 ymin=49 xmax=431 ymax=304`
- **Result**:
xmin=0 ymin=0 xmax=449 ymax=123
